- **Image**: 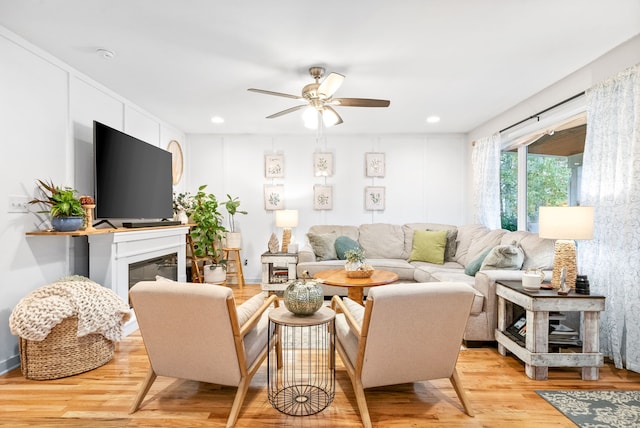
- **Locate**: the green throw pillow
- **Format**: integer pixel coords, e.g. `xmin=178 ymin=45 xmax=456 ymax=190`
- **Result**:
xmin=335 ymin=236 xmax=361 ymax=260
xmin=408 ymin=230 xmax=447 ymax=264
xmin=464 ymin=248 xmax=493 ymax=276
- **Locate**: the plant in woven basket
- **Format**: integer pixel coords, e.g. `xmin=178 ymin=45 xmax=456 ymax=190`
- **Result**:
xmin=344 ymin=248 xmax=366 ymax=264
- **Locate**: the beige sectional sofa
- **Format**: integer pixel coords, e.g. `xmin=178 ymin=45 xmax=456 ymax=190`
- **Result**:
xmin=297 ymin=223 xmax=556 ymax=342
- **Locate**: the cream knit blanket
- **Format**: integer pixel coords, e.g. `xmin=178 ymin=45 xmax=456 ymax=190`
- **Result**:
xmin=10 ymin=277 xmax=131 ymax=342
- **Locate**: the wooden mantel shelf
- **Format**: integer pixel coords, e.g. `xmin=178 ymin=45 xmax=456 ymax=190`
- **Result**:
xmin=26 ymin=224 xmax=190 ymax=237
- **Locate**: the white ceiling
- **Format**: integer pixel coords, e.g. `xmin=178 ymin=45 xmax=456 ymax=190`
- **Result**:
xmin=1 ymin=0 xmax=639 ymax=135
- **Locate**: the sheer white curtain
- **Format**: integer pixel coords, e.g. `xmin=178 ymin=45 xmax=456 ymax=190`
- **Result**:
xmin=471 ymin=132 xmax=501 ymax=229
xmin=579 ymin=64 xmax=640 ymax=372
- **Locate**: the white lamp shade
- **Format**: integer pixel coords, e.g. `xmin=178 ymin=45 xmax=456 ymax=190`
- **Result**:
xmin=276 ymin=209 xmax=299 ymax=228
xmin=538 ymin=206 xmax=594 ymax=240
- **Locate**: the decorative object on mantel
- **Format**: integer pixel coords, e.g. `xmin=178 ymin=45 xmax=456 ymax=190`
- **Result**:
xmin=172 ymin=191 xmax=194 ymax=224
xmin=538 ymin=206 xmax=594 ymax=288
xmin=79 ymin=196 xmax=96 ymax=231
xmin=28 ymin=179 xmax=86 ymax=232
xmin=283 ymin=271 xmax=324 ymax=316
xmin=166 ymin=140 xmax=184 ymax=185
xmin=268 ymin=233 xmax=280 ymax=253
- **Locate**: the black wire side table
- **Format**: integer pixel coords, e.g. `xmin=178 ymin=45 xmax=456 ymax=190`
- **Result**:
xmin=268 ymin=306 xmax=335 ymax=416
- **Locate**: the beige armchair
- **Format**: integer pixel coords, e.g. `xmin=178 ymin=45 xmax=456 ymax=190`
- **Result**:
xmin=128 ymin=280 xmax=278 ymax=428
xmin=331 ymin=282 xmax=475 ymax=428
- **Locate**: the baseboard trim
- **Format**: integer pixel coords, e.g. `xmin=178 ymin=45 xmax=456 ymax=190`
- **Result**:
xmin=0 ymin=354 xmax=20 ymax=377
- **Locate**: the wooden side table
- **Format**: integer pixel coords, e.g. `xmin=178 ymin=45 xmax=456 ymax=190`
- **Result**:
xmin=261 ymin=252 xmax=298 ymax=293
xmin=313 ymin=269 xmax=398 ymax=305
xmin=495 ymin=280 xmax=605 ymax=380
xmin=267 ymin=306 xmax=335 ymax=416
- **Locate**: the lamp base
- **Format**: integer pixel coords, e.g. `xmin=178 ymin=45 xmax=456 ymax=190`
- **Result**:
xmin=551 ymin=240 xmax=577 ymax=288
xmin=281 ymin=228 xmax=291 ymax=253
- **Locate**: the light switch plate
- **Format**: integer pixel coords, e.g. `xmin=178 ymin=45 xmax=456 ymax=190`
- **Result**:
xmin=8 ymin=195 xmax=29 ymax=213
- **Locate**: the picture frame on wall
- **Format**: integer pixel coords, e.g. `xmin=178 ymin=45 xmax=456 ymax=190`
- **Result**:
xmin=365 ymin=152 xmax=385 ymax=177
xmin=365 ymin=186 xmax=385 ymax=211
xmin=313 ymin=152 xmax=334 ymax=177
xmin=265 ymin=154 xmax=284 ymax=178
xmin=313 ymin=185 xmax=333 ymax=210
xmin=264 ymin=184 xmax=284 ymax=210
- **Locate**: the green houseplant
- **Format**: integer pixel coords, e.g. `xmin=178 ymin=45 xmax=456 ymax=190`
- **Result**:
xmin=224 ymin=194 xmax=247 ymax=248
xmin=29 ymin=179 xmax=85 ymax=232
xmin=190 ymin=185 xmax=227 ymax=283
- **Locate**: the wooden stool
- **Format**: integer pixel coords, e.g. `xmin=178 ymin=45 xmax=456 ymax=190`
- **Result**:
xmin=223 ymin=248 xmax=245 ymax=289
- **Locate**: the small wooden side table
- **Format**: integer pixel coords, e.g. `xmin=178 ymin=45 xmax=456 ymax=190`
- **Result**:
xmin=495 ymin=280 xmax=605 ymax=380
xmin=313 ymin=269 xmax=398 ymax=305
xmin=267 ymin=306 xmax=335 ymax=416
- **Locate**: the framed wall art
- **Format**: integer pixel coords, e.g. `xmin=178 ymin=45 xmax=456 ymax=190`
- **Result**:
xmin=265 ymin=154 xmax=284 ymax=178
xmin=365 ymin=152 xmax=385 ymax=177
xmin=313 ymin=185 xmax=333 ymax=210
xmin=264 ymin=184 xmax=284 ymax=210
xmin=313 ymin=152 xmax=334 ymax=177
xmin=365 ymin=186 xmax=385 ymax=211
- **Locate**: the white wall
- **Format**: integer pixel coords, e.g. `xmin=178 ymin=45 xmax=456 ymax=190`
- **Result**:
xmin=0 ymin=27 xmax=185 ymax=374
xmin=185 ymin=132 xmax=469 ymax=282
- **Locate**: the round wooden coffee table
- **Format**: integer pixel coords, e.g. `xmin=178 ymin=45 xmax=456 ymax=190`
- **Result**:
xmin=314 ymin=269 xmax=398 ymax=305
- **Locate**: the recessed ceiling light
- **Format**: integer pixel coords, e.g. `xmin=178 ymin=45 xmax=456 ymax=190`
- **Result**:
xmin=96 ymin=48 xmax=115 ymax=60
xmin=426 ymin=116 xmax=440 ymax=124
xmin=211 ymin=116 xmax=225 ymax=124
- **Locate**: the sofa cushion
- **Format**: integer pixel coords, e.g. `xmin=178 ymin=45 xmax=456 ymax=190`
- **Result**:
xmin=358 ymin=224 xmax=405 ymax=259
xmin=335 ymin=236 xmax=361 ymax=260
xmin=453 ymin=224 xmax=492 ymax=265
xmin=408 ymin=230 xmax=447 ymax=264
xmin=480 ymin=242 xmax=524 ymax=271
xmin=464 ymin=248 xmax=492 ymax=276
xmin=501 ymin=231 xmax=555 ymax=270
xmin=402 ymin=223 xmax=457 ymax=260
xmin=429 ymin=228 xmax=458 ymax=262
xmin=464 ymin=229 xmax=509 ymax=267
xmin=307 ymin=232 xmax=338 ymax=260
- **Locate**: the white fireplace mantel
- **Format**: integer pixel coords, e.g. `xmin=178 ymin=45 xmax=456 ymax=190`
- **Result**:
xmin=88 ymin=226 xmax=189 ymax=335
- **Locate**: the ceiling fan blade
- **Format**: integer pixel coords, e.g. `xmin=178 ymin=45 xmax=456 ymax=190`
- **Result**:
xmin=248 ymin=88 xmax=303 ymax=100
xmin=318 ymin=72 xmax=345 ymax=98
xmin=324 ymin=106 xmax=343 ymax=126
xmin=331 ymin=98 xmax=390 ymax=107
xmin=266 ymin=104 xmax=308 ymax=119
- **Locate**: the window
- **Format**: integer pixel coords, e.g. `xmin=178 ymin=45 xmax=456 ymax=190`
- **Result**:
xmin=500 ymin=123 xmax=586 ymax=231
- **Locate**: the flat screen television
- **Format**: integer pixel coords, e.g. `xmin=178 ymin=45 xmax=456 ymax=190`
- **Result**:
xmin=93 ymin=121 xmax=173 ymax=221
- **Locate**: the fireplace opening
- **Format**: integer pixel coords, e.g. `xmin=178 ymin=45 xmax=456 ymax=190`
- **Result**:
xmin=128 ymin=253 xmax=178 ymax=302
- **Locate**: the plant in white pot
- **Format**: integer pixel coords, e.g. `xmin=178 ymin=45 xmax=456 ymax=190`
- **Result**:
xmin=224 ymin=194 xmax=247 ymax=249
xmin=190 ymin=185 xmax=227 ymax=284
xmin=29 ymin=179 xmax=86 ymax=232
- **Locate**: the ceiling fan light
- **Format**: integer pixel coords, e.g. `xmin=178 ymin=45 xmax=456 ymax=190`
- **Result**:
xmin=303 ymin=107 xmax=318 ymax=129
xmin=322 ymin=108 xmax=339 ymax=127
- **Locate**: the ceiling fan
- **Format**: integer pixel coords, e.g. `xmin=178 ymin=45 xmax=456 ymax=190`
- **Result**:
xmin=248 ymin=66 xmax=390 ymax=128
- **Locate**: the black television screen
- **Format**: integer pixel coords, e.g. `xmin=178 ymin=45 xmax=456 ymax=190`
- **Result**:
xmin=94 ymin=121 xmax=173 ymax=220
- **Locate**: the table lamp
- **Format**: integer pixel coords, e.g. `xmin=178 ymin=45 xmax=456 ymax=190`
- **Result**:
xmin=276 ymin=209 xmax=299 ymax=253
xmin=538 ymin=206 xmax=594 ymax=289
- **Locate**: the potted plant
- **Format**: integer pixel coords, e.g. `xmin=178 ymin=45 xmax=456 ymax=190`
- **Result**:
xmin=344 ymin=248 xmax=366 ymax=271
xmin=172 ymin=191 xmax=195 ymax=224
xmin=29 ymin=179 xmax=86 ymax=232
xmin=224 ymin=194 xmax=247 ymax=248
xmin=190 ymin=185 xmax=227 ymax=283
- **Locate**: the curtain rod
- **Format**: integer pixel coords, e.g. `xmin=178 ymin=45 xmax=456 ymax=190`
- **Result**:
xmin=499 ymin=91 xmax=585 ymax=134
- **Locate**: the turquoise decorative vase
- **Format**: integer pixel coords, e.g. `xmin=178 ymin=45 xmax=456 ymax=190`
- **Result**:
xmin=284 ymin=276 xmax=324 ymax=316
xmin=51 ymin=216 xmax=84 ymax=232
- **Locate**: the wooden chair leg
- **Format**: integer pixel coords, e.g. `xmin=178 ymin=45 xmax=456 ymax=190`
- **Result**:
xmin=450 ymin=367 xmax=474 ymax=417
xmin=353 ymin=378 xmax=372 ymax=428
xmin=226 ymin=376 xmax=250 ymax=428
xmin=129 ymin=368 xmax=157 ymax=414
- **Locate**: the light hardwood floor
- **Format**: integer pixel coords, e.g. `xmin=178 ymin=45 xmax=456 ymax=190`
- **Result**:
xmin=1 ymin=284 xmax=639 ymax=427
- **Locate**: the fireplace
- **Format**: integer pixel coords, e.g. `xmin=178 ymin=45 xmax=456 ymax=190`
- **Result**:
xmin=88 ymin=226 xmax=189 ymax=335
